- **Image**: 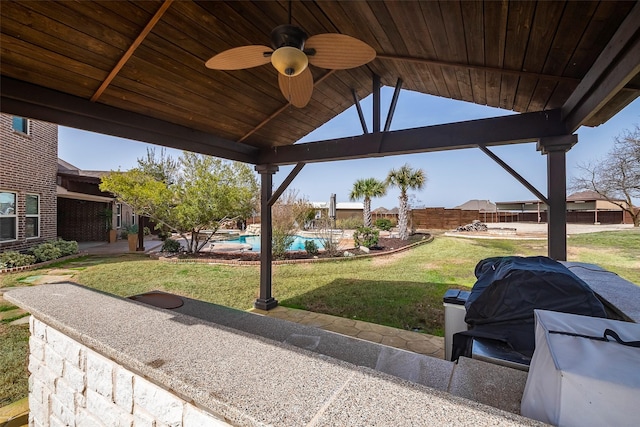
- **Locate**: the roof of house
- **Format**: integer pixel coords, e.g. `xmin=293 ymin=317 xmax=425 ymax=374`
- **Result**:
xmin=497 ymin=191 xmax=623 ymax=206
xmin=455 ymin=199 xmax=497 ymax=212
xmin=58 ymin=158 xmax=112 ymax=179
xmin=567 ymin=190 xmax=613 ymax=201
xmin=311 ymin=202 xmax=363 ymax=210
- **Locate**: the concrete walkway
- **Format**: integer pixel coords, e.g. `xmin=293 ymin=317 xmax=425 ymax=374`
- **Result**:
xmin=78 ymin=235 xmax=164 ymax=255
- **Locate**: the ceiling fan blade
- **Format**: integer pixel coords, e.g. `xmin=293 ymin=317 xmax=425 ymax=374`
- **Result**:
xmin=278 ymin=67 xmax=313 ymax=108
xmin=205 ymin=45 xmax=272 ymax=70
xmin=306 ymin=34 xmax=376 ymax=69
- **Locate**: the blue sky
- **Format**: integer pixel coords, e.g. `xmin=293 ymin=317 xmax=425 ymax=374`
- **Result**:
xmin=58 ymin=89 xmax=639 ymax=209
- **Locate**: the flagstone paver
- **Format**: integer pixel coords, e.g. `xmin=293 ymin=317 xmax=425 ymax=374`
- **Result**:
xmin=258 ymin=306 xmax=444 ymax=359
xmin=323 ymin=323 xmax=361 ymax=337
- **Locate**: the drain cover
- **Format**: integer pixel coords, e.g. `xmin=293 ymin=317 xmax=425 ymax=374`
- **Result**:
xmin=127 ymin=291 xmax=184 ymax=309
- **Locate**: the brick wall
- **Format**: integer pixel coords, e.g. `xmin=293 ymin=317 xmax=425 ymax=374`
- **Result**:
xmin=0 ymin=114 xmax=58 ymax=252
xmin=28 ymin=316 xmax=230 ymax=426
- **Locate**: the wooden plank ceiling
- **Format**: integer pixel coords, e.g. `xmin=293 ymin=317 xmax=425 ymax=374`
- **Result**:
xmin=1 ymin=0 xmax=639 ymax=155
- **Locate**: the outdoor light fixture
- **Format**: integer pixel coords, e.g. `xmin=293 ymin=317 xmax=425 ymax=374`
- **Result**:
xmin=270 ymin=46 xmax=308 ymax=76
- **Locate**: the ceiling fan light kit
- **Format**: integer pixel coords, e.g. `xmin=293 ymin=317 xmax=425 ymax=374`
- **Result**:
xmin=271 ymin=46 xmax=308 ymax=76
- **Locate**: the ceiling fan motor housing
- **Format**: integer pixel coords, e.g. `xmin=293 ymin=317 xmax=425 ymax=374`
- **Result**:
xmin=270 ymin=24 xmax=308 ymax=50
xmin=270 ymin=25 xmax=309 ymax=76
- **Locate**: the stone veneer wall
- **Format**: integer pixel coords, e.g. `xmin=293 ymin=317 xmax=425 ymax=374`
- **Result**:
xmin=28 ymin=316 xmax=230 ymax=427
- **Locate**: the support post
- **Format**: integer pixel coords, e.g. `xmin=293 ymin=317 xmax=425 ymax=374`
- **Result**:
xmin=137 ymin=215 xmax=145 ymax=251
xmin=254 ymin=164 xmax=279 ymax=310
xmin=373 ymin=74 xmax=381 ymax=133
xmin=537 ymin=135 xmax=577 ymax=261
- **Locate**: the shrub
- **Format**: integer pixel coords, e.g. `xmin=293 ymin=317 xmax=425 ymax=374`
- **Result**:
xmin=374 ymin=218 xmax=393 ymax=231
xmin=336 ymin=217 xmax=364 ymax=230
xmin=353 ymin=226 xmax=379 ymax=249
xmin=157 ymin=229 xmax=172 ymax=241
xmin=0 ymin=251 xmax=36 ymax=268
xmin=304 ymin=240 xmax=319 ymax=256
xmin=30 ymin=243 xmax=62 ymax=262
xmin=161 ymin=239 xmax=181 ymax=253
xmin=143 ymin=226 xmax=151 ymax=236
xmin=53 ymin=239 xmax=78 ymax=257
xmin=272 ymin=228 xmax=295 ymax=260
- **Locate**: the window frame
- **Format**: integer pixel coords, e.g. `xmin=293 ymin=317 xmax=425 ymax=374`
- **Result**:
xmin=25 ymin=193 xmax=40 ymax=239
xmin=12 ymin=116 xmax=30 ymax=135
xmin=0 ymin=191 xmax=18 ymax=242
xmin=116 ymin=203 xmax=122 ymax=229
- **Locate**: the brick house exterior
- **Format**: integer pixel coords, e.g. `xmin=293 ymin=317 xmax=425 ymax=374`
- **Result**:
xmin=1 ymin=113 xmax=58 ymax=252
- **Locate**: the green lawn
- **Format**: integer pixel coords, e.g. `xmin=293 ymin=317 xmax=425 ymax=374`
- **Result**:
xmin=1 ymin=229 xmax=638 ymax=406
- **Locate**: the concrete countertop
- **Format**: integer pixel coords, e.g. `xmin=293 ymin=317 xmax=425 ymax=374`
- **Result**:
xmin=5 ymin=283 xmax=544 ymax=426
xmin=562 ymin=262 xmax=640 ymax=323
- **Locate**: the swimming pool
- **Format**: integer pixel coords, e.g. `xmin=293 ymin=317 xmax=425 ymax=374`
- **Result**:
xmin=224 ymin=235 xmax=325 ymax=252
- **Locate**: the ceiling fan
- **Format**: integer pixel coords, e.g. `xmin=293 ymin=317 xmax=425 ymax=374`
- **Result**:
xmin=205 ymin=9 xmax=376 ymax=108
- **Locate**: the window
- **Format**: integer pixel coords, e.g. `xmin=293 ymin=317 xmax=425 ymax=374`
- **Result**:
xmin=131 ymin=212 xmax=136 ymax=225
xmin=12 ymin=116 xmax=29 ymax=135
xmin=0 ymin=192 xmax=17 ymax=241
xmin=25 ymin=194 xmax=40 ymax=238
xmin=116 ymin=203 xmax=122 ymax=228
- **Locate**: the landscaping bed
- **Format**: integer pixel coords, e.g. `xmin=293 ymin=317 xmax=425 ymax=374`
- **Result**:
xmin=156 ymin=235 xmax=432 ymax=263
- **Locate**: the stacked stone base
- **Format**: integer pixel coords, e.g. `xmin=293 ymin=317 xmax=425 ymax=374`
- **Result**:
xmin=27 ymin=316 xmax=228 ymax=427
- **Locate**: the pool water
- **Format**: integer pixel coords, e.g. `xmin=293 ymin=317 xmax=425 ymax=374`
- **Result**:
xmin=225 ymin=235 xmax=325 ymax=252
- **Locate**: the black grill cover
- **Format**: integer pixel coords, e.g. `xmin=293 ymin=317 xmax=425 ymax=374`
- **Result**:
xmin=457 ymin=256 xmax=607 ymax=358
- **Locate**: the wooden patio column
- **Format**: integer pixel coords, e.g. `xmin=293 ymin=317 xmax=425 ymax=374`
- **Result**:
xmin=254 ymin=164 xmax=278 ymax=310
xmin=537 ymin=135 xmax=577 ymax=261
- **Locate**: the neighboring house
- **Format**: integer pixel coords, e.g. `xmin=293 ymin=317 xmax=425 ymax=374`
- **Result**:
xmin=495 ymin=191 xmax=631 ymax=224
xmin=1 ymin=114 xmax=58 ymax=252
xmin=454 ymin=199 xmax=498 ymax=223
xmin=311 ymin=201 xmax=364 ymax=221
xmin=372 ymin=207 xmax=399 ymax=222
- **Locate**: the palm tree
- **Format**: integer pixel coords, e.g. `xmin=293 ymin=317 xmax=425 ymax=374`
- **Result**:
xmin=349 ymin=178 xmax=387 ymax=227
xmin=386 ymin=164 xmax=426 ymax=239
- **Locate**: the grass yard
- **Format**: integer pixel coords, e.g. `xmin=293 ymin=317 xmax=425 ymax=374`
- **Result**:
xmin=0 ymin=229 xmax=638 ymax=406
xmin=0 ymin=306 xmax=29 ymax=406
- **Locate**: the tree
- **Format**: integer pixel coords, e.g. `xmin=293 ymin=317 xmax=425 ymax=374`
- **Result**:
xmin=571 ymin=125 xmax=640 ymax=227
xmin=386 ymin=164 xmax=426 ymax=239
xmin=137 ymin=147 xmax=178 ymax=183
xmin=349 ymin=178 xmax=387 ymax=228
xmin=100 ymin=151 xmax=259 ymax=252
xmin=270 ymin=189 xmax=313 ymax=259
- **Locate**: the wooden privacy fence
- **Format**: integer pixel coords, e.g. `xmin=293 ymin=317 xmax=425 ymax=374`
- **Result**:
xmin=411 ymin=208 xmax=485 ymax=230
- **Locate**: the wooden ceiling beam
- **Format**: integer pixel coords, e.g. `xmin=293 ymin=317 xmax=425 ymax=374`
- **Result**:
xmin=258 ymin=109 xmax=570 ymax=165
xmin=561 ymin=1 xmax=640 ymax=132
xmin=1 ymin=76 xmax=259 ymax=163
xmin=376 ymin=54 xmax=582 ymax=84
xmin=91 ymin=0 xmax=174 ymax=102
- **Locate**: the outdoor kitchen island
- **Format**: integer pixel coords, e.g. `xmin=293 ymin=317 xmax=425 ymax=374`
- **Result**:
xmin=5 ymin=283 xmax=545 ymax=426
